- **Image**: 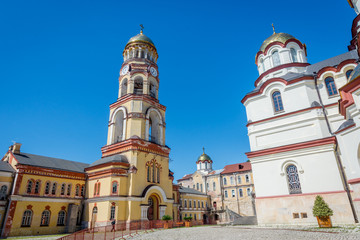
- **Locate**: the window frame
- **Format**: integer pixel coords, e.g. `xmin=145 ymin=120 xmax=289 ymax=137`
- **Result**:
xmin=21 ymin=210 xmax=33 ymax=227
xmin=324 ymin=76 xmax=338 ymax=96
xmin=272 ymin=91 xmax=284 ymax=113
xmin=40 ymin=210 xmax=51 ymax=226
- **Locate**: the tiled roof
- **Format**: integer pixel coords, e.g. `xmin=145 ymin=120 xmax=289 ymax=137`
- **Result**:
xmin=13 ymin=152 xmax=89 ymax=173
xmin=178 ymin=186 xmax=207 ymax=196
xmin=221 ymin=162 xmax=251 ymax=174
xmin=0 ymin=161 xmax=15 ymax=173
xmin=177 ymin=174 xmax=192 ymax=182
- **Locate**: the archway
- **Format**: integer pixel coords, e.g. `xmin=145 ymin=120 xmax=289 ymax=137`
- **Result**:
xmin=147 ymin=194 xmax=160 ymax=220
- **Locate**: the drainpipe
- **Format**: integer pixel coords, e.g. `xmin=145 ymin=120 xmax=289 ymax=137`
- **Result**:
xmin=313 ymin=73 xmax=358 ymax=223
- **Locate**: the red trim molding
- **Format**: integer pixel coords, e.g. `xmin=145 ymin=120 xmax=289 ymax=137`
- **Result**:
xmin=242 ymin=76 xmax=313 ymax=104
xmin=255 ymin=39 xmax=305 ymax=64
xmin=110 ymin=94 xmax=166 ymax=111
xmin=2 ymin=201 xmax=17 ymax=238
xmin=348 ymin=177 xmax=360 ymax=184
xmin=256 ymin=190 xmax=347 ymax=200
xmin=334 ymin=123 xmax=356 ymax=134
xmin=246 ymin=102 xmax=337 ymax=127
xmin=101 ymin=138 xmax=171 ymax=158
xmin=339 ymin=77 xmax=360 ymax=117
xmin=317 ymin=59 xmax=356 ymax=78
xmin=246 ymin=136 xmax=336 ymax=159
xmin=254 ymin=63 xmax=310 ymax=87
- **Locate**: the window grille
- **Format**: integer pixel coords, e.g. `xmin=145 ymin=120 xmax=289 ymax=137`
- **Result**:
xmin=34 ymin=181 xmax=41 ymax=194
xmin=44 ymin=182 xmax=50 ymax=195
xmin=325 ymin=77 xmax=338 ymax=96
xmin=57 ymin=210 xmax=66 ymax=226
xmin=26 ymin=180 xmax=33 ymax=194
xmin=52 ymin=183 xmax=57 ymax=195
xmin=61 ymin=184 xmax=66 ymax=195
xmin=286 ymin=165 xmax=302 ymax=194
xmin=21 ymin=210 xmax=32 ymax=227
xmin=110 ymin=206 xmax=116 ymax=220
xmin=272 ymin=91 xmax=284 ymax=112
xmin=67 ymin=184 xmax=71 ymax=196
xmin=112 ymin=182 xmax=118 ymax=194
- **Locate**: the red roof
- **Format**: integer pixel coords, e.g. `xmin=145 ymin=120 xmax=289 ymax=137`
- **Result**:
xmin=177 ymin=174 xmax=192 ymax=182
xmin=221 ymin=162 xmax=251 ymax=174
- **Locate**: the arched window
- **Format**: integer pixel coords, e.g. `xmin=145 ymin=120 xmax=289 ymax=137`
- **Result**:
xmin=184 ymin=200 xmax=187 ymax=208
xmin=34 ymin=180 xmax=41 ymax=194
xmin=247 ymin=188 xmax=251 ymax=196
xmin=40 ymin=210 xmax=50 ymax=226
xmin=157 ymin=167 xmax=160 ymax=183
xmin=223 ymin=177 xmax=227 ymax=185
xmin=147 ymin=165 xmax=151 ymax=182
xmin=44 ymin=182 xmax=50 ymax=195
xmin=110 ymin=205 xmax=116 ymax=220
xmin=94 ymin=182 xmax=100 ymax=196
xmin=230 ymin=176 xmax=234 ymax=185
xmin=346 ymin=69 xmax=353 ymax=80
xmin=97 ymin=182 xmax=100 ymax=196
xmin=112 ymin=182 xmax=118 ymax=194
xmin=290 ymin=48 xmax=298 ymax=62
xmin=120 ymin=79 xmax=128 ymax=97
xmin=67 ymin=184 xmax=71 ymax=196
xmin=239 ymin=188 xmax=243 ymax=197
xmin=152 ymin=164 xmax=156 ymax=183
xmin=133 ymin=77 xmax=143 ymax=94
xmin=81 ymin=185 xmax=85 ymax=197
xmin=198 ymin=201 xmax=200 ymax=208
xmin=259 ymin=59 xmax=265 ymax=72
xmin=21 ymin=210 xmax=32 ymax=227
xmin=60 ymin=183 xmax=66 ymax=195
xmin=196 ymin=183 xmax=199 ymax=190
xmin=272 ymin=50 xmax=281 ymax=67
xmin=237 ymin=175 xmax=241 ymax=184
xmin=286 ymin=164 xmax=302 ymax=194
xmin=57 ymin=210 xmax=66 ymax=226
xmin=75 ymin=185 xmax=80 ymax=196
xmin=112 ymin=110 xmax=125 ymax=144
xmin=26 ymin=180 xmax=34 ymax=194
xmin=245 ymin=175 xmax=250 ymax=183
xmin=224 ymin=190 xmax=228 ymax=198
xmin=149 ymin=81 xmax=157 ymax=98
xmin=325 ymin=77 xmax=338 ymax=96
xmin=213 ymin=182 xmax=216 ymax=191
xmin=272 ymin=91 xmax=284 ymax=112
xmin=0 ymin=185 xmax=7 ymax=200
xmin=147 ymin=110 xmax=162 ymax=145
xmin=52 ymin=183 xmax=57 ymax=195
xmin=189 ymin=200 xmax=192 ymax=208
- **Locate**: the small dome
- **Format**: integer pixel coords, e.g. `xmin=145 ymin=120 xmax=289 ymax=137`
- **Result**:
xmin=260 ymin=33 xmax=298 ymax=52
xmin=127 ymin=33 xmax=155 ymax=47
xmin=198 ymin=153 xmax=211 ymax=162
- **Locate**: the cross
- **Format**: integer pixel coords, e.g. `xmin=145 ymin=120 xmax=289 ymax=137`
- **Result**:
xmin=203 ymin=147 xmax=205 ymax=154
xmin=272 ymin=23 xmax=276 ymax=34
xmin=140 ymin=24 xmax=144 ymax=34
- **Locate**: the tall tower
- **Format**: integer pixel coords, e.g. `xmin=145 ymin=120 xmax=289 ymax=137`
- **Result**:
xmin=86 ymin=28 xmax=174 ymax=226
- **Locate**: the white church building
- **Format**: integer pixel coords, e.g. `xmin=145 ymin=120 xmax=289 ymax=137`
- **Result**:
xmin=242 ymin=0 xmax=360 ymax=225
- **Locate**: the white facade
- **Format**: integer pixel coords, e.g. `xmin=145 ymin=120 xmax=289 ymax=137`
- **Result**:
xmin=243 ymin=12 xmax=360 ymax=224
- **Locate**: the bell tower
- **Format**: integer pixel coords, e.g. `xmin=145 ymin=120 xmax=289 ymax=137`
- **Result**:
xmin=97 ymin=27 xmax=173 ymax=222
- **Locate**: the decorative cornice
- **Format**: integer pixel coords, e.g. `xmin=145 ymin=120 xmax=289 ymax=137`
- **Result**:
xmin=85 ymin=162 xmax=130 ymax=172
xmin=317 ymin=59 xmax=357 ymax=78
xmin=110 ymin=94 xmax=166 ymax=111
xmin=101 ymin=138 xmax=170 ymax=158
xmin=246 ymin=102 xmax=337 ymax=127
xmin=242 ymin=76 xmax=313 ymax=104
xmin=339 ymin=77 xmax=360 ymax=118
xmin=16 ymin=164 xmax=86 ymax=180
xmin=254 ymin=63 xmax=310 ymax=87
xmin=246 ymin=136 xmax=336 ymax=159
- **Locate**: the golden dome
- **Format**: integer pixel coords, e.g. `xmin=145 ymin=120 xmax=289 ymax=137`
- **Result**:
xmin=197 ymin=153 xmax=212 ymax=162
xmin=126 ymin=32 xmax=155 ymax=47
xmin=260 ymin=33 xmax=297 ymax=52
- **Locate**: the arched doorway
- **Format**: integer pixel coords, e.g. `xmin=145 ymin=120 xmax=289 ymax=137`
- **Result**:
xmin=91 ymin=207 xmax=98 ymax=228
xmin=147 ymin=194 xmax=160 ymax=220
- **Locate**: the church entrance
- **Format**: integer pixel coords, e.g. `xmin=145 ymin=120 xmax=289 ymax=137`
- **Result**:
xmin=147 ymin=194 xmax=159 ymax=220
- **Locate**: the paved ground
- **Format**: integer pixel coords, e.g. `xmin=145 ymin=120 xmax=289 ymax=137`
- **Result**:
xmin=128 ymin=225 xmax=360 ymax=240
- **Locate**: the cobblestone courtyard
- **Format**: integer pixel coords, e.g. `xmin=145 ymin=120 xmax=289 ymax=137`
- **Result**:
xmin=128 ymin=225 xmax=360 ymax=240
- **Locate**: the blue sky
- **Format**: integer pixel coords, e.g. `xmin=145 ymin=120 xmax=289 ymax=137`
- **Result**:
xmin=0 ymin=0 xmax=356 ymax=180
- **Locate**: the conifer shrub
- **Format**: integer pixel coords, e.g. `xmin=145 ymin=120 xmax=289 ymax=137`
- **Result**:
xmin=162 ymin=215 xmax=172 ymax=221
xmin=312 ymin=195 xmax=333 ymax=217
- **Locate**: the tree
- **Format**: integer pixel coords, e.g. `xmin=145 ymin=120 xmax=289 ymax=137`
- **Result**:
xmin=312 ymin=195 xmax=333 ymax=217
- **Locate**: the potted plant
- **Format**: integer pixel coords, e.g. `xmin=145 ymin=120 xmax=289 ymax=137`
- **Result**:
xmin=312 ymin=195 xmax=333 ymax=228
xmin=162 ymin=215 xmax=172 ymax=229
xmin=184 ymin=216 xmax=192 ymax=227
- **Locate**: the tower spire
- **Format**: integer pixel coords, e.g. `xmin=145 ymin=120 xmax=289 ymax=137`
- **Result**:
xmin=272 ymin=23 xmax=276 ymax=34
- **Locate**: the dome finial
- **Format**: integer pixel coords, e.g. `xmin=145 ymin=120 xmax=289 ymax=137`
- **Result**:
xmin=140 ymin=24 xmax=144 ymax=35
xmin=271 ymin=23 xmax=276 ymax=34
xmin=202 ymin=147 xmax=205 ymax=154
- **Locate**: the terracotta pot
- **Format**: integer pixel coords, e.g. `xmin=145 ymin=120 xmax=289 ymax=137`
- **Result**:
xmin=185 ymin=221 xmax=192 ymax=227
xmin=164 ymin=222 xmax=169 ymax=229
xmin=316 ymin=216 xmax=332 ymax=228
